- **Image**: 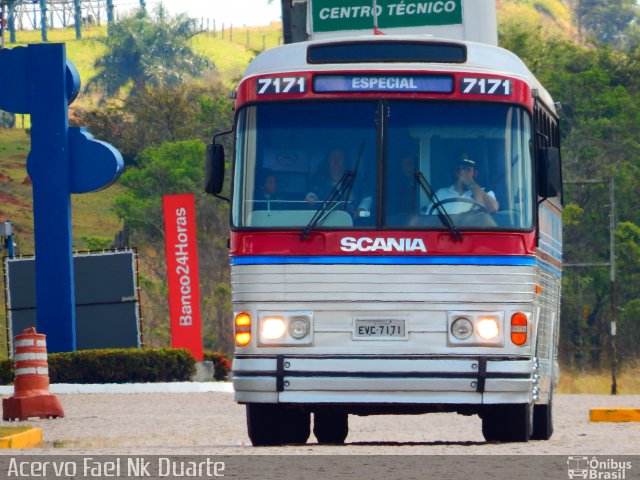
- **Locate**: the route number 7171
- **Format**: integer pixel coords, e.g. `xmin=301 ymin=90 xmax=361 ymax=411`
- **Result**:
xmin=461 ymin=78 xmax=511 ymax=96
xmin=256 ymin=77 xmax=306 ymax=95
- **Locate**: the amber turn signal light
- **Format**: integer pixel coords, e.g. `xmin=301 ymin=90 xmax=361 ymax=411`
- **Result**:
xmin=510 ymin=312 xmax=528 ymax=346
xmin=235 ymin=312 xmax=251 ymax=346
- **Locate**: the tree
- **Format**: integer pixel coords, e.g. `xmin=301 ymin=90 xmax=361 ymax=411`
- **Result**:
xmin=88 ymin=6 xmax=212 ymax=98
xmin=501 ymin=21 xmax=640 ymax=367
xmin=72 ymin=79 xmax=233 ymax=163
xmin=114 ymin=140 xmax=233 ymax=352
xmin=576 ymin=0 xmax=637 ymax=45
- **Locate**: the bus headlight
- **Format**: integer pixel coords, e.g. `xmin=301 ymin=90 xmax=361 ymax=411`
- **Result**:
xmin=261 ymin=317 xmax=286 ymax=340
xmin=289 ymin=317 xmax=310 ymax=339
xmin=447 ymin=311 xmax=505 ymax=346
xmin=476 ymin=317 xmax=500 ymax=340
xmin=451 ymin=317 xmax=473 ymax=340
xmin=258 ymin=311 xmax=314 ymax=346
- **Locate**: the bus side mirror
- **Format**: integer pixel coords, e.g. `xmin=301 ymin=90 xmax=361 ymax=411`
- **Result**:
xmin=538 ymin=146 xmax=561 ymax=199
xmin=205 ymin=143 xmax=225 ymax=195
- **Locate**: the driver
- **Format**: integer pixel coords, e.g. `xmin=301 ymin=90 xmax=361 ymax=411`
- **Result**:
xmin=430 ymin=156 xmax=499 ymax=215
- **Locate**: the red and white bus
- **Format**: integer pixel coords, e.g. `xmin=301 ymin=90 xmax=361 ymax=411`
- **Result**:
xmin=206 ymin=34 xmax=562 ymax=445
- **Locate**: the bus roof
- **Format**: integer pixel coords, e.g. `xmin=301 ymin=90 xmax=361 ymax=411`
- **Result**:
xmin=243 ymin=36 xmax=556 ymax=113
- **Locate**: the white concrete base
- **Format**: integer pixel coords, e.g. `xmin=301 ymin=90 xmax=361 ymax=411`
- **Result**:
xmin=192 ymin=361 xmax=215 ymax=382
xmin=0 ymin=382 xmax=234 ymax=395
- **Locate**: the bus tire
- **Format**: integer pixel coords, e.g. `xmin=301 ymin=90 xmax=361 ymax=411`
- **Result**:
xmin=531 ymin=395 xmax=554 ymax=440
xmin=481 ymin=403 xmax=532 ymax=442
xmin=313 ymin=411 xmax=349 ymax=444
xmin=246 ymin=404 xmax=311 ymax=446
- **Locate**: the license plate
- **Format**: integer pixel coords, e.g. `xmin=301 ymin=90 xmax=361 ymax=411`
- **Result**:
xmin=354 ymin=319 xmax=406 ymax=339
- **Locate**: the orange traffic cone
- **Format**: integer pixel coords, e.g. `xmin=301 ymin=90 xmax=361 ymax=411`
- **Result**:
xmin=2 ymin=327 xmax=64 ymax=421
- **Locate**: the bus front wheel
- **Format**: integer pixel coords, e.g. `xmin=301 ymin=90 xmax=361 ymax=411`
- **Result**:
xmin=531 ymin=394 xmax=554 ymax=440
xmin=246 ymin=404 xmax=311 ymax=446
xmin=313 ymin=411 xmax=349 ymax=444
xmin=481 ymin=403 xmax=533 ymax=442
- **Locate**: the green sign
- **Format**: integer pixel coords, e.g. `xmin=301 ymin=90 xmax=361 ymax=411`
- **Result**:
xmin=312 ymin=0 xmax=463 ymax=33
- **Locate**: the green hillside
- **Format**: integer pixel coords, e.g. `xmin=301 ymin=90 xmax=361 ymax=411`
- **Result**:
xmin=0 ymin=22 xmax=281 ymax=253
xmin=0 ymin=2 xmax=579 ymax=357
xmin=8 ymin=22 xmax=282 ymax=89
xmin=498 ymin=0 xmax=576 ymax=36
xmin=0 ymin=22 xmax=281 ymax=355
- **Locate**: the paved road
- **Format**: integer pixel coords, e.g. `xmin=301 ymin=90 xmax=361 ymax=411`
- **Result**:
xmin=6 ymin=392 xmax=639 ymax=455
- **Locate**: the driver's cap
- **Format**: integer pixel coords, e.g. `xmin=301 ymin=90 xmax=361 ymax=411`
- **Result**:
xmin=457 ymin=155 xmax=476 ymax=169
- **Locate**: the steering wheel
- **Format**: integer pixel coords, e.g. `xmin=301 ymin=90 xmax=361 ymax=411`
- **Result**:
xmin=427 ymin=197 xmax=488 ymax=215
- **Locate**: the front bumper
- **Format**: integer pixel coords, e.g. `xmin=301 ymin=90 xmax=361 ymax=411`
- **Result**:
xmin=233 ymin=355 xmax=535 ymax=405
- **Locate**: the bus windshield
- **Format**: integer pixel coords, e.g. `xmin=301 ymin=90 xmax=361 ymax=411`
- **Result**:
xmin=233 ymin=101 xmax=533 ymax=231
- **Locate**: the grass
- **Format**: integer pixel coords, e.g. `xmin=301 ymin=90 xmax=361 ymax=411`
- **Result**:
xmin=0 ymin=129 xmax=122 ymax=254
xmin=189 ymin=33 xmax=255 ymax=86
xmin=8 ymin=25 xmax=108 ymax=87
xmin=190 ymin=23 xmax=282 ymax=86
xmin=4 ymin=22 xmax=281 ymax=90
xmin=225 ymin=22 xmax=283 ymax=53
xmin=558 ymin=365 xmax=640 ymax=394
xmin=0 ymin=128 xmax=124 ymax=356
xmin=0 ymin=129 xmax=35 ymax=253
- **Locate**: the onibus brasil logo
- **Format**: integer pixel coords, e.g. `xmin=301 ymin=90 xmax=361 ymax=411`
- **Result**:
xmin=567 ymin=457 xmax=632 ymax=479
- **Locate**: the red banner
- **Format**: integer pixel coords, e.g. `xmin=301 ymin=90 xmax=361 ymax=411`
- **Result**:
xmin=162 ymin=194 xmax=203 ymax=361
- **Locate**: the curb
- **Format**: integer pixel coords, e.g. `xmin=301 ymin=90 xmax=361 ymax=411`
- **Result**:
xmin=0 ymin=428 xmax=42 ymax=448
xmin=589 ymin=408 xmax=640 ymax=422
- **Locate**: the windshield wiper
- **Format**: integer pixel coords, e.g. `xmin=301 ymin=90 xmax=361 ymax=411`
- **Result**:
xmin=341 ymin=142 xmax=365 ymax=211
xmin=301 ymin=143 xmax=365 ymax=240
xmin=415 ymin=171 xmax=462 ymax=241
xmin=301 ymin=170 xmax=355 ymax=239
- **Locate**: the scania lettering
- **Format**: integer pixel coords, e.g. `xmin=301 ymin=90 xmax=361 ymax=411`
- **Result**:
xmin=205 ymin=0 xmax=562 ymax=446
xmin=340 ymin=237 xmax=427 ymax=253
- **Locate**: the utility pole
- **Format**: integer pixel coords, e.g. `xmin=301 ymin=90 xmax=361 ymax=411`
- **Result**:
xmin=73 ymin=0 xmax=81 ymax=40
xmin=0 ymin=0 xmax=6 ymax=49
xmin=8 ymin=0 xmax=14 ymax=44
xmin=609 ymin=177 xmax=617 ymax=395
xmin=39 ymin=0 xmax=46 ymax=41
xmin=106 ymin=0 xmax=114 ymax=35
xmin=280 ymin=0 xmax=292 ymax=44
xmin=563 ymin=178 xmax=618 ymax=395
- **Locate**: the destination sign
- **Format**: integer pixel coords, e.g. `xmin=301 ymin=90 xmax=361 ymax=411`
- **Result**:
xmin=314 ymin=75 xmax=453 ymax=93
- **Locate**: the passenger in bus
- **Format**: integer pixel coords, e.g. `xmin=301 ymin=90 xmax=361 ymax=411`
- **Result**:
xmin=428 ymin=156 xmax=499 ymax=215
xmin=305 ymin=148 xmax=372 ymax=216
xmin=254 ymin=171 xmax=282 ymax=210
xmin=305 ymin=148 xmax=349 ymax=204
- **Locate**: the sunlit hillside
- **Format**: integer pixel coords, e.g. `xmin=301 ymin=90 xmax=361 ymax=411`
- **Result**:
xmin=498 ymin=0 xmax=577 ymax=38
xmin=0 ymin=2 xmax=582 ymax=358
xmin=8 ymin=22 xmax=282 ymax=89
xmin=0 ymin=21 xmax=282 ymax=355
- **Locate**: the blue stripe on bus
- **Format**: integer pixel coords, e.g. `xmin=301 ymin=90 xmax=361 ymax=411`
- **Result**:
xmin=536 ymin=260 xmax=563 ymax=277
xmin=230 ymin=255 xmax=537 ymax=266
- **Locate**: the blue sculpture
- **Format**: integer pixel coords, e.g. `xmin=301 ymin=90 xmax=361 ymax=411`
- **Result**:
xmin=0 ymin=43 xmax=124 ymax=352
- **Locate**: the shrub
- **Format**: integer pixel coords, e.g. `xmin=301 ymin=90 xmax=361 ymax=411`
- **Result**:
xmin=213 ymin=358 xmax=232 ymax=381
xmin=0 ymin=348 xmax=196 ymax=385
xmin=0 ymin=358 xmax=14 ymax=385
xmin=48 ymin=348 xmax=196 ymax=384
xmin=203 ymin=351 xmax=233 ymax=381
